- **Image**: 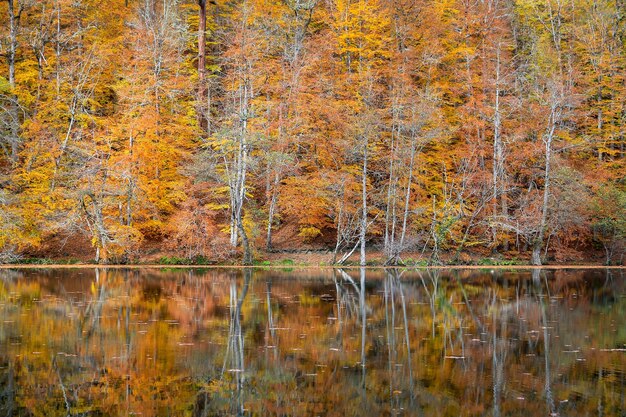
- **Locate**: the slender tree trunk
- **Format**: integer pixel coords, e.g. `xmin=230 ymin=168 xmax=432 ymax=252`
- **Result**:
xmin=236 ymin=133 xmax=249 ymax=263
xmin=399 ymin=138 xmax=416 ymax=255
xmin=51 ymin=96 xmax=78 ymax=191
xmin=82 ymin=192 xmax=109 ymax=264
xmin=492 ymin=44 xmax=502 ymax=246
xmin=6 ymin=0 xmax=21 ymax=163
xmin=237 ymin=214 xmax=252 ymax=265
xmin=126 ymin=177 xmax=135 ymax=226
xmin=360 ymin=137 xmax=368 ymax=267
xmin=266 ymin=172 xmax=279 ymax=250
xmin=230 ymin=92 xmax=250 ymax=250
xmin=266 ymin=192 xmax=276 ymax=250
xmin=532 ymin=102 xmax=558 ymax=265
xmin=7 ymin=0 xmax=17 ymax=89
xmin=390 ymin=184 xmax=397 ymax=258
xmin=230 ymin=206 xmax=238 ymax=246
xmin=231 ymin=81 xmax=251 ymax=264
xmin=332 ymin=183 xmax=346 ymax=264
xmin=384 ymin=108 xmax=398 ymax=258
xmin=197 ymin=0 xmax=207 ymax=131
xmin=55 ymin=0 xmax=61 ymax=96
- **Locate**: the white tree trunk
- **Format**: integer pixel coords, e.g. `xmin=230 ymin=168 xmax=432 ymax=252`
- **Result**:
xmin=532 ymin=100 xmax=559 ymax=265
xmin=360 ymin=137 xmax=368 ymax=267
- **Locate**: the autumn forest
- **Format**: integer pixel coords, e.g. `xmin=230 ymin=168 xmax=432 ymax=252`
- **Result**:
xmin=0 ymin=0 xmax=624 ymax=265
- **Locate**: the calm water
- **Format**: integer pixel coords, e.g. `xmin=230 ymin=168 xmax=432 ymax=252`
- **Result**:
xmin=0 ymin=268 xmax=624 ymax=416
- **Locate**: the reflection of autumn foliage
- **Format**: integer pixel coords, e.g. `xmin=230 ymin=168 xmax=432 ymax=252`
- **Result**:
xmin=0 ymin=268 xmax=623 ymax=416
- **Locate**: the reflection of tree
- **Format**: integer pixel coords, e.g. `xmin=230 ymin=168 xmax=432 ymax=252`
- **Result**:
xmin=122 ymin=269 xmax=132 ymax=414
xmin=80 ymin=268 xmax=107 ymax=339
xmin=419 ymin=269 xmax=467 ymax=361
xmin=490 ymin=283 xmax=507 ymax=417
xmin=265 ymin=280 xmax=278 ymax=362
xmin=221 ymin=269 xmax=250 ymax=416
xmin=0 ymin=362 xmax=15 ymax=416
xmin=0 ymin=268 xmax=20 ymax=288
xmin=0 ymin=271 xmax=17 ymax=414
xmin=419 ymin=269 xmax=439 ymax=340
xmin=49 ymin=268 xmax=111 ymax=415
xmin=384 ymin=270 xmax=396 ymax=402
xmin=337 ymin=268 xmax=368 ymax=390
xmin=360 ymin=268 xmax=366 ymax=392
xmin=385 ymin=269 xmax=417 ymax=407
xmin=336 ymin=269 xmax=362 ymax=319
xmin=0 ymin=268 xmax=624 ymax=416
xmin=533 ymin=269 xmax=556 ymax=416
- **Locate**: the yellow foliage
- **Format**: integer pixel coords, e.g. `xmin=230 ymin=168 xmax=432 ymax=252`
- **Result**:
xmin=298 ymin=226 xmax=322 ymax=242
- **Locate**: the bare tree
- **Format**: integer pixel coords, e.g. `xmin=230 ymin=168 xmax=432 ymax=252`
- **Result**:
xmin=532 ymin=84 xmax=564 ymax=265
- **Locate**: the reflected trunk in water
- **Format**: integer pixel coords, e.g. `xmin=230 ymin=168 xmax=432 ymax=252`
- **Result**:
xmin=533 ymin=269 xmax=556 ymax=416
xmin=0 ymin=267 xmax=623 ymax=416
xmin=222 ymin=270 xmax=250 ymax=415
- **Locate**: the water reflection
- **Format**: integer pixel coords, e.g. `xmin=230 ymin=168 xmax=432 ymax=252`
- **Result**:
xmin=0 ymin=268 xmax=624 ymax=416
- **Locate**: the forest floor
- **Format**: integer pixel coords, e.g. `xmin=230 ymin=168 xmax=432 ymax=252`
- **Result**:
xmin=0 ymin=264 xmax=623 ymax=269
xmin=5 ymin=222 xmax=618 ymax=267
xmin=2 ymin=248 xmax=621 ymax=268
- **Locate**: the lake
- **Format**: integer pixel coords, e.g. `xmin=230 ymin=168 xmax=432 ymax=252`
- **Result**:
xmin=0 ymin=268 xmax=624 ymax=416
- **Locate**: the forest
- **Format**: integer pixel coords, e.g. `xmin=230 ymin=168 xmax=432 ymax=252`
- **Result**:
xmin=0 ymin=0 xmax=624 ymax=265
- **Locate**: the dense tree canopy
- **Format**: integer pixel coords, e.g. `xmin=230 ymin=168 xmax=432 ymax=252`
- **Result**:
xmin=0 ymin=0 xmax=624 ymax=264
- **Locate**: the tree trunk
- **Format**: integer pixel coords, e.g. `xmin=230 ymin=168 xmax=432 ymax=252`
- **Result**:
xmin=492 ymin=43 xmax=502 ymax=246
xmin=266 ymin=172 xmax=279 ymax=250
xmin=231 ymin=77 xmax=251 ymax=263
xmin=7 ymin=0 xmax=21 ymax=163
xmin=7 ymin=0 xmax=17 ymax=89
xmin=230 ymin=209 xmax=238 ymax=247
xmin=197 ymin=0 xmax=207 ymax=131
xmin=237 ymin=214 xmax=252 ymax=265
xmin=399 ymin=139 xmax=416 ymax=255
xmin=532 ymin=101 xmax=558 ymax=266
xmin=332 ymin=184 xmax=346 ymax=264
xmin=360 ymin=137 xmax=368 ymax=267
xmin=531 ymin=243 xmax=542 ymax=266
xmin=55 ymin=0 xmax=61 ymax=96
xmin=81 ymin=192 xmax=109 ymax=264
xmin=384 ymin=111 xmax=398 ymax=258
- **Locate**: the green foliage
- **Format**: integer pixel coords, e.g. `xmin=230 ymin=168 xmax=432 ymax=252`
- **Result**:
xmin=158 ymin=255 xmax=215 ymax=265
xmin=402 ymin=258 xmax=430 ymax=267
xmin=10 ymin=258 xmax=55 ymax=265
xmin=590 ymin=182 xmax=626 ymax=264
xmin=476 ymin=258 xmax=523 ymax=266
xmin=159 ymin=256 xmax=190 ymax=265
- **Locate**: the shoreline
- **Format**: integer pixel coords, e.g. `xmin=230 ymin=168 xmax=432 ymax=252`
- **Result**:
xmin=0 ymin=264 xmax=624 ymax=270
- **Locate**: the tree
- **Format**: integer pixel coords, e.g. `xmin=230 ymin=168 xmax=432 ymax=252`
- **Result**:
xmin=334 ymin=0 xmax=390 ymax=265
xmin=590 ymin=181 xmax=626 ymax=264
xmin=112 ymin=0 xmax=194 ymax=249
